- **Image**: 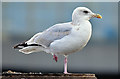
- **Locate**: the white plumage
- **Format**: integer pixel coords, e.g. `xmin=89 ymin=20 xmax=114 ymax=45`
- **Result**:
xmin=14 ymin=7 xmax=102 ymax=74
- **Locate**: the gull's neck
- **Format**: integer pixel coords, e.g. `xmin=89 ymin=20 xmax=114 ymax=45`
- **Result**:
xmin=72 ymin=13 xmax=89 ymax=26
xmin=72 ymin=17 xmax=89 ymax=26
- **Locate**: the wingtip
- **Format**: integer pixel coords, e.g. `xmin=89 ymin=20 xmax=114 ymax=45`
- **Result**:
xmin=13 ymin=44 xmax=20 ymax=49
xmin=13 ymin=42 xmax=26 ymax=49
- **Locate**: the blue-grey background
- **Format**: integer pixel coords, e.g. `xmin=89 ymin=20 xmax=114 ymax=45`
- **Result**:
xmin=2 ymin=2 xmax=118 ymax=74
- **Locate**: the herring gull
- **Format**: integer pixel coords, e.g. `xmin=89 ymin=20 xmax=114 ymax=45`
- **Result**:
xmin=14 ymin=7 xmax=102 ymax=74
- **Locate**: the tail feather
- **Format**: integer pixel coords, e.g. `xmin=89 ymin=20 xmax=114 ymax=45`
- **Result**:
xmin=13 ymin=42 xmax=44 ymax=54
xmin=19 ymin=45 xmax=45 ymax=54
xmin=19 ymin=46 xmax=37 ymax=54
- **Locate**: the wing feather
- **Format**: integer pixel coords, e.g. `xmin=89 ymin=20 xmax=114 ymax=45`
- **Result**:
xmin=28 ymin=22 xmax=72 ymax=47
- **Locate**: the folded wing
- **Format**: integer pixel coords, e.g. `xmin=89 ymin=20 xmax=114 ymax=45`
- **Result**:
xmin=31 ymin=22 xmax=72 ymax=47
xmin=14 ymin=22 xmax=72 ymax=54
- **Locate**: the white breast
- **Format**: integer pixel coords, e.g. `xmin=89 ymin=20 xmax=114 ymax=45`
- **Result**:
xmin=50 ymin=21 xmax=92 ymax=55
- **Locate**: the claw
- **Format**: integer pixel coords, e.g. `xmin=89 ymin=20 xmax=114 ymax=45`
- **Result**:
xmin=53 ymin=54 xmax=58 ymax=62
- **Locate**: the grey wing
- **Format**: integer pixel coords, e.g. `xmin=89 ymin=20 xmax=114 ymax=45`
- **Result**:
xmin=34 ymin=23 xmax=72 ymax=47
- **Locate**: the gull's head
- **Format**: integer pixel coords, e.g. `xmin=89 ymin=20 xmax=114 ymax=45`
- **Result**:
xmin=72 ymin=7 xmax=102 ymax=22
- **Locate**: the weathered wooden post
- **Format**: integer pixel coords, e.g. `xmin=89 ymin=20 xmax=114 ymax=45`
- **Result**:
xmin=2 ymin=72 xmax=97 ymax=79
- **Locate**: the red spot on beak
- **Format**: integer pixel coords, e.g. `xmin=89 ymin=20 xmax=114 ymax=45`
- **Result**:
xmin=53 ymin=54 xmax=58 ymax=62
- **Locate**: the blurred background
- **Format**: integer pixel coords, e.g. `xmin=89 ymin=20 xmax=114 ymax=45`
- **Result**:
xmin=2 ymin=2 xmax=118 ymax=78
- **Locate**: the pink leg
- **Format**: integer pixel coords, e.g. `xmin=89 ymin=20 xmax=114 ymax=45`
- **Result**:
xmin=64 ymin=56 xmax=68 ymax=74
xmin=53 ymin=54 xmax=58 ymax=62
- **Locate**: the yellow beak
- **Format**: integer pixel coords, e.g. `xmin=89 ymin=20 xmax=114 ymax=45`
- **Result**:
xmin=96 ymin=14 xmax=102 ymax=19
xmin=92 ymin=14 xmax=102 ymax=19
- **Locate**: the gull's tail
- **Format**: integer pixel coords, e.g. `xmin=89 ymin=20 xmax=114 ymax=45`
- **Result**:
xmin=13 ymin=32 xmax=46 ymax=54
xmin=13 ymin=42 xmax=43 ymax=54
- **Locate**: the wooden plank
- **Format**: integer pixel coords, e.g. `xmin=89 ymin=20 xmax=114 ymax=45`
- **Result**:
xmin=1 ymin=73 xmax=97 ymax=79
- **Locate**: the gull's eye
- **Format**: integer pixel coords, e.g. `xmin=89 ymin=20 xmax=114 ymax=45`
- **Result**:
xmin=83 ymin=10 xmax=89 ymax=14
